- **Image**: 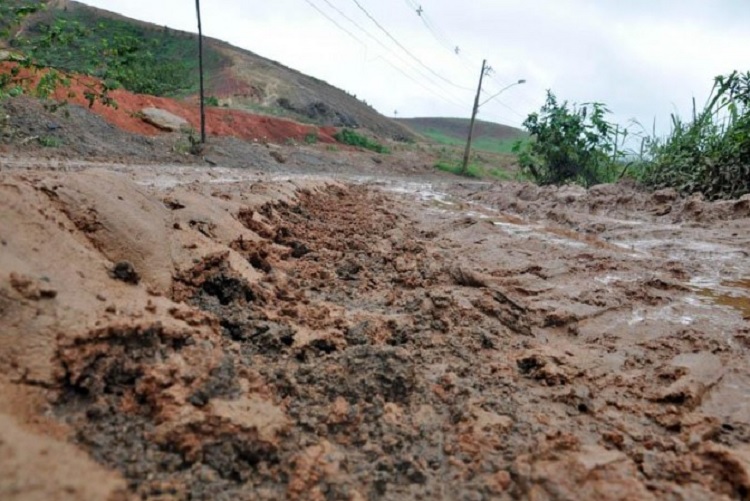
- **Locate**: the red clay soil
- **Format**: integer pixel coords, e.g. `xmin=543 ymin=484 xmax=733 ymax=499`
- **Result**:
xmin=2 ymin=63 xmax=338 ymax=143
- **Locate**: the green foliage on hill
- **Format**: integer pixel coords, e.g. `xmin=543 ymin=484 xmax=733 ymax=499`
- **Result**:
xmin=0 ymin=1 xmax=44 ymax=38
xmin=334 ymin=128 xmax=390 ymax=153
xmin=398 ymin=117 xmax=527 ymax=155
xmin=420 ymin=127 xmax=523 ymax=154
xmin=11 ymin=7 xmax=227 ymax=97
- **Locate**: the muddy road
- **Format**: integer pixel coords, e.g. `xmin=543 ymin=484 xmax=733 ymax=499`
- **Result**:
xmin=1 ymin=164 xmax=749 ymax=500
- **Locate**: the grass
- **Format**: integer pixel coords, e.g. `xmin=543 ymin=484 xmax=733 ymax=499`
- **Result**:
xmin=435 ymin=160 xmax=515 ymax=180
xmin=0 ymin=1 xmax=40 ymax=38
xmin=334 ymin=128 xmax=390 ymax=153
xmin=420 ymin=127 xmax=527 ymax=154
xmin=14 ymin=8 xmax=228 ymax=97
xmin=38 ymin=135 xmax=62 ymax=147
xmin=637 ymin=71 xmax=750 ymax=199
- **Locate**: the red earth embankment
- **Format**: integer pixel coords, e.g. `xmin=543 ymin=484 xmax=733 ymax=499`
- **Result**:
xmin=2 ymin=63 xmax=338 ymax=143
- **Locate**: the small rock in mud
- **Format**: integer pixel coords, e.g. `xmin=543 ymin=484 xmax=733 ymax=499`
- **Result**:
xmin=517 ymin=350 xmax=571 ymax=386
xmin=270 ymin=150 xmax=287 ymax=164
xmin=336 ymin=261 xmax=362 ymax=280
xmin=109 ymin=261 xmax=140 ymax=285
xmin=9 ymin=272 xmax=57 ymax=300
xmin=290 ymin=241 xmax=310 ymax=258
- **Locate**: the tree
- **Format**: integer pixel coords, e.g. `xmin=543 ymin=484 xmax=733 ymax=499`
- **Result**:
xmin=514 ymin=91 xmax=623 ymax=187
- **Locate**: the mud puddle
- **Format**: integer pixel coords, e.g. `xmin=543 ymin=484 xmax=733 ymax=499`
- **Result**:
xmin=692 ymin=278 xmax=750 ymax=319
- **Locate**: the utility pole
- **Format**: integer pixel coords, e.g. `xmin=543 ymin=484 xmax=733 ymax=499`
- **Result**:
xmin=462 ymin=59 xmax=487 ymax=174
xmin=195 ymin=0 xmax=206 ymax=145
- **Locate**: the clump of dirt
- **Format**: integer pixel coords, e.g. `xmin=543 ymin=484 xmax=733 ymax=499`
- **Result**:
xmin=2 ymin=167 xmax=750 ymax=500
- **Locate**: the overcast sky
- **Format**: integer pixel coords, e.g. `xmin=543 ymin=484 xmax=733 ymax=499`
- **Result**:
xmin=81 ymin=0 xmax=750 ymax=134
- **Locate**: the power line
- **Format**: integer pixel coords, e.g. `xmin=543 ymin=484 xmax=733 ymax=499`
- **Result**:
xmin=318 ymin=0 xmax=468 ymax=107
xmin=404 ymin=0 xmax=457 ymax=55
xmin=304 ymin=0 xmax=530 ymax=124
xmin=300 ymin=0 xmax=466 ymax=110
xmin=403 ymin=5 xmax=541 ymax=112
xmin=302 ymin=0 xmax=365 ymax=48
xmin=349 ymin=0 xmax=475 ymax=92
xmin=399 ymin=2 xmax=538 ymax=117
xmin=319 ymin=0 xmax=461 ymax=99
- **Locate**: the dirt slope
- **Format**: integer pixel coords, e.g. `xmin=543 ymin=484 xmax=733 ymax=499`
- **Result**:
xmin=1 ymin=162 xmax=750 ymax=500
xmin=3 ymin=0 xmax=416 ymax=140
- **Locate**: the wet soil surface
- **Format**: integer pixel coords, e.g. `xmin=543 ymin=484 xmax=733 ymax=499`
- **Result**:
xmin=1 ymin=163 xmax=750 ymax=500
xmin=0 ymin=97 xmax=434 ymax=175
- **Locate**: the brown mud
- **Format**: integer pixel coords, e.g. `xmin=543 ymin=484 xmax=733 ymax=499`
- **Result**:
xmin=1 ymin=165 xmax=750 ymax=501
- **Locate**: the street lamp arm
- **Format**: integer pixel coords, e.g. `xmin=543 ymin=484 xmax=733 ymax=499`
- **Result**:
xmin=479 ymin=79 xmax=526 ymax=107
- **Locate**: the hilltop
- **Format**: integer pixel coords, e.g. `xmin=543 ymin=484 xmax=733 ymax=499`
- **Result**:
xmin=397 ymin=116 xmax=527 ymax=154
xmin=1 ymin=0 xmax=416 ymax=140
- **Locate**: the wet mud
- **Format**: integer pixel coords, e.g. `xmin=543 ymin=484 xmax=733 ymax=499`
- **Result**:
xmin=1 ymin=168 xmax=750 ymax=500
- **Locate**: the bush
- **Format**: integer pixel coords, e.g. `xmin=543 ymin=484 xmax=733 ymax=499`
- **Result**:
xmin=16 ymin=9 xmax=227 ymax=97
xmin=514 ymin=92 xmax=625 ymax=187
xmin=38 ymin=135 xmax=62 ymax=147
xmin=639 ymin=71 xmax=750 ymax=200
xmin=334 ymin=128 xmax=389 ymax=154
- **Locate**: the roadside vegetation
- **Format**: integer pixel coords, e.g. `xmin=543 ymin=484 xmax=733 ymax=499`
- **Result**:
xmin=420 ymin=127 xmax=524 ymax=155
xmin=638 ymin=71 xmax=750 ymax=200
xmin=515 ymin=71 xmax=750 ymax=199
xmin=434 ymin=159 xmax=513 ymax=180
xmin=334 ymin=128 xmax=390 ymax=153
xmin=428 ymin=142 xmax=518 ymax=180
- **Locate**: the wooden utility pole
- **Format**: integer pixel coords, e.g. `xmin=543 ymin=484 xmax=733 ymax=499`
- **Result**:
xmin=462 ymin=59 xmax=487 ymax=174
xmin=196 ymin=0 xmax=206 ymax=145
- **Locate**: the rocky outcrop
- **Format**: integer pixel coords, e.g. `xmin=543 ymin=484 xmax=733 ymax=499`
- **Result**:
xmin=140 ymin=107 xmax=191 ymax=132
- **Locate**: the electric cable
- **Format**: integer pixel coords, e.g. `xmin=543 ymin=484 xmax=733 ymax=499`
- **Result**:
xmin=349 ymin=0 xmax=475 ymax=91
xmin=301 ymin=0 xmax=467 ymax=110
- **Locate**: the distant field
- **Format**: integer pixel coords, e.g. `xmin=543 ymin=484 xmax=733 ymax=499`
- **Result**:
xmin=397 ymin=117 xmax=528 ymax=154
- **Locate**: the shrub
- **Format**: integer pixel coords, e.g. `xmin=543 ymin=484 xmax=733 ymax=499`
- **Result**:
xmin=38 ymin=135 xmax=62 ymax=147
xmin=16 ymin=10 xmax=227 ymax=97
xmin=639 ymin=71 xmax=750 ymax=200
xmin=514 ymin=91 xmax=626 ymax=187
xmin=334 ymin=128 xmax=389 ymax=154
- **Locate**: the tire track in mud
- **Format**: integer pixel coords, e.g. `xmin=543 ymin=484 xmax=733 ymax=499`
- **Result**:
xmin=4 ymin=170 xmax=750 ymax=500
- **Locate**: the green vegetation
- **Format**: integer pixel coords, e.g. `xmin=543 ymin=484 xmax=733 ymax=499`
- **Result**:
xmin=638 ymin=71 xmax=750 ymax=200
xmin=205 ymin=95 xmax=220 ymax=107
xmin=13 ymin=8 xmax=227 ymax=97
xmin=0 ymin=2 xmax=114 ymax=106
xmin=514 ymin=92 xmax=627 ymax=187
xmin=517 ymin=72 xmax=750 ymax=199
xmin=435 ymin=160 xmax=513 ymax=180
xmin=304 ymin=132 xmax=319 ymax=144
xmin=421 ymin=127 xmax=525 ymax=154
xmin=38 ymin=134 xmax=62 ymax=147
xmin=334 ymin=128 xmax=390 ymax=153
xmin=0 ymin=1 xmax=43 ymax=38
